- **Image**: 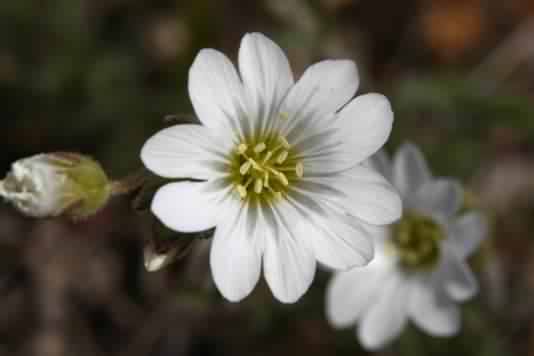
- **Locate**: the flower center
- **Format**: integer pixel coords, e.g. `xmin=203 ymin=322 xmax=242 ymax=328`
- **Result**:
xmin=391 ymin=212 xmax=444 ymax=271
xmin=229 ymin=135 xmax=303 ymax=201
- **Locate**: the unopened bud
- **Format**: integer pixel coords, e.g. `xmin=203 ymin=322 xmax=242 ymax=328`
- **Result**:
xmin=144 ymin=246 xmax=173 ymax=272
xmin=0 ymin=153 xmax=112 ymax=219
xmin=143 ymin=244 xmax=178 ymax=272
xmin=144 ymin=238 xmax=195 ymax=272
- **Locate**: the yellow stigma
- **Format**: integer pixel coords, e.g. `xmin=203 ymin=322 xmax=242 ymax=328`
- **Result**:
xmin=230 ymin=136 xmax=303 ymax=201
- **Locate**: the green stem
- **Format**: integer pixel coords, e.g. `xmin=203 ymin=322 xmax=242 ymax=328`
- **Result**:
xmin=110 ymin=169 xmax=148 ymax=196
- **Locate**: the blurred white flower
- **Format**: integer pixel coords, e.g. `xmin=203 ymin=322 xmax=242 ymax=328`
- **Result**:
xmin=141 ymin=32 xmax=401 ymax=303
xmin=326 ymin=143 xmax=488 ymax=349
xmin=0 ymin=153 xmax=111 ymax=219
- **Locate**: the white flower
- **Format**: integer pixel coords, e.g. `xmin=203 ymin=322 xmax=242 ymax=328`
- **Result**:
xmin=0 ymin=153 xmax=111 ymax=219
xmin=141 ymin=32 xmax=401 ymax=303
xmin=326 ymin=143 xmax=488 ymax=349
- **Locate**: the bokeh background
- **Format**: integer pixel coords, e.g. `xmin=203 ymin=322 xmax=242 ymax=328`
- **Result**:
xmin=1 ymin=0 xmax=534 ymax=355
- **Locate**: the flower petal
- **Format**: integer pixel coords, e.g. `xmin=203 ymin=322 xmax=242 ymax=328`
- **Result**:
xmin=296 ymin=164 xmax=402 ymax=226
xmin=286 ymin=189 xmax=374 ymax=269
xmin=262 ymin=202 xmax=316 ymax=303
xmin=151 ymin=181 xmax=218 ymax=233
xmin=413 ymin=179 xmax=463 ymax=219
xmin=339 ymin=165 xmax=402 ymax=225
xmin=443 ymin=254 xmax=479 ymax=302
xmin=357 ymin=274 xmax=409 ymax=350
xmin=449 ymin=212 xmax=488 ymax=259
xmin=281 ymin=60 xmax=359 ymax=140
xmin=310 ymin=213 xmax=375 ymax=270
xmin=210 ymin=199 xmax=263 ymax=302
xmin=326 ymin=255 xmax=391 ymax=328
xmin=296 ymin=129 xmax=355 ymax=176
xmin=366 ymin=150 xmax=392 ymax=182
xmin=409 ymin=279 xmax=460 ymax=337
xmin=141 ymin=124 xmax=229 ymax=179
xmin=392 ymin=143 xmax=432 ymax=196
xmin=336 ymin=93 xmax=394 ymax=165
xmin=188 ymin=49 xmax=247 ymax=136
xmin=238 ymin=33 xmax=294 ymax=136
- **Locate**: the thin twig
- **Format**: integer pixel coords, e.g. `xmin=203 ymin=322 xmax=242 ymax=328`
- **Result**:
xmin=110 ymin=169 xmax=148 ymax=196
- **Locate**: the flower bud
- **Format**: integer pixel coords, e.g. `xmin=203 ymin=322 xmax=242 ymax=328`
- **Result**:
xmin=0 ymin=153 xmax=112 ymax=219
xmin=144 ymin=244 xmax=176 ymax=272
xmin=143 ymin=238 xmax=196 ymax=272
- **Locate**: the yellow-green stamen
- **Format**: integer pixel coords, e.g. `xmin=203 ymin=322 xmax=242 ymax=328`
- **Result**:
xmin=230 ymin=135 xmax=303 ymax=202
xmin=390 ymin=212 xmax=445 ymax=271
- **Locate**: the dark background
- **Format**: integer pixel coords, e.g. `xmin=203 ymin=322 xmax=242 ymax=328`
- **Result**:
xmin=1 ymin=0 xmax=534 ymax=355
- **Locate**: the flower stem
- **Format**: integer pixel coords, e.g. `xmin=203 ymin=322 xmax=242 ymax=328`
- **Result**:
xmin=110 ymin=169 xmax=148 ymax=196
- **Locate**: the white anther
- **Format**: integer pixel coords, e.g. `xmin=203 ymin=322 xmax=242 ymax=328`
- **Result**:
xmin=262 ymin=151 xmax=273 ymax=164
xmin=277 ymin=172 xmax=289 ymax=186
xmin=276 ymin=151 xmax=288 ymax=164
xmin=254 ymin=142 xmax=266 ymax=153
xmin=243 ymin=177 xmax=253 ymax=188
xmin=295 ymin=162 xmax=304 ymax=178
xmin=239 ymin=161 xmax=252 ymax=175
xmin=264 ymin=172 xmax=270 ymax=187
xmin=249 ymin=158 xmax=263 ymax=172
xmin=236 ymin=185 xmax=247 ymax=199
xmin=279 ymin=137 xmax=290 ymax=149
xmin=237 ymin=144 xmax=248 ymax=155
xmin=254 ymin=178 xmax=264 ymax=194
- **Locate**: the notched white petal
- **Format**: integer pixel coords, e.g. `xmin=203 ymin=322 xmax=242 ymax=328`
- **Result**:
xmin=393 ymin=142 xmax=432 ymax=196
xmin=316 ymin=215 xmax=374 ymax=269
xmin=340 ymin=165 xmax=402 ymax=225
xmin=238 ymin=32 xmax=294 ymax=135
xmin=141 ymin=124 xmax=229 ymax=179
xmin=409 ymin=281 xmax=460 ymax=336
xmin=414 ymin=179 xmax=463 ymax=219
xmin=210 ymin=200 xmax=262 ymax=302
xmin=449 ymin=212 xmax=488 ymax=259
xmin=280 ymin=59 xmax=359 ymax=138
xmin=366 ymin=150 xmax=392 ymax=182
xmin=337 ymin=93 xmax=394 ymax=165
xmin=286 ymin=190 xmax=375 ymax=269
xmin=443 ymin=254 xmax=479 ymax=302
xmin=262 ymin=202 xmax=316 ymax=303
xmin=357 ymin=275 xmax=408 ymax=350
xmin=151 ymin=181 xmax=219 ymax=233
xmin=298 ymin=164 xmax=402 ymax=226
xmin=326 ymin=263 xmax=387 ymax=329
xmin=188 ymin=48 xmax=247 ymax=136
